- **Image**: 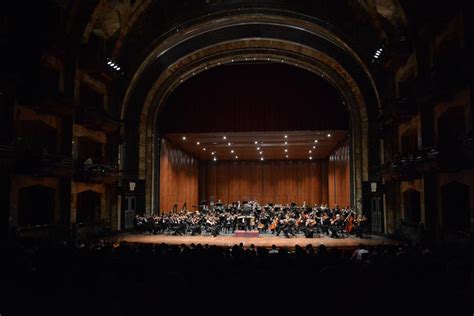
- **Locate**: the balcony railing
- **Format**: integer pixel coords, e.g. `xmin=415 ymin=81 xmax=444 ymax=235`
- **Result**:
xmin=74 ymin=163 xmax=119 ymax=184
xmin=14 ymin=148 xmax=73 ymax=177
xmin=380 ymin=96 xmax=418 ymax=127
xmin=75 ymin=106 xmax=120 ymax=133
xmin=0 ymin=144 xmax=15 ymax=166
xmin=379 ymin=147 xmax=439 ymax=182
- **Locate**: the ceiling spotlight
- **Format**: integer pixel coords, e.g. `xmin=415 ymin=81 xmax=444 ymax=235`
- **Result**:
xmin=231 ymin=150 xmax=234 ymax=154
xmin=284 ymin=149 xmax=288 ymax=153
xmin=211 ymin=151 xmax=216 ymax=155
xmin=235 ymin=156 xmax=239 ymax=159
xmin=284 ymin=141 xmax=288 ymax=145
xmin=223 ymin=136 xmax=227 ymax=140
xmin=117 ymin=67 xmax=121 ymax=71
xmin=327 ymin=134 xmax=331 ymax=137
xmin=254 ymin=141 xmax=258 ymax=145
xmin=284 ymin=135 xmax=288 ymax=138
xmin=285 ymin=155 xmax=289 ymax=158
xmin=227 ymin=142 xmax=231 ymax=146
xmin=260 ymin=157 xmax=264 ymax=161
xmin=309 ymin=150 xmax=312 ymax=153
xmin=314 ymin=140 xmax=318 ymax=143
xmin=257 ymin=147 xmax=260 ymax=150
xmin=309 ymin=157 xmax=313 ymax=160
xmin=259 ymin=151 xmax=263 ymax=155
xmin=107 ymin=61 xmax=112 ymax=65
xmin=313 ymin=146 xmax=316 ymax=149
xmin=196 ymin=142 xmax=200 ymax=145
xmin=213 ymin=157 xmax=217 ymax=161
xmin=182 ymin=136 xmax=186 ymax=141
xmin=203 ymin=148 xmax=206 ymax=151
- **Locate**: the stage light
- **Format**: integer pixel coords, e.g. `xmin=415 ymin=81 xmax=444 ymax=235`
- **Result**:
xmin=211 ymin=151 xmax=216 ymax=155
xmin=284 ymin=141 xmax=288 ymax=145
xmin=260 ymin=157 xmax=264 ymax=161
xmin=117 ymin=67 xmax=121 ymax=70
xmin=203 ymin=148 xmax=206 ymax=151
xmin=309 ymin=150 xmax=312 ymax=153
xmin=309 ymin=157 xmax=313 ymax=160
xmin=313 ymin=146 xmax=316 ymax=149
xmin=259 ymin=151 xmax=263 ymax=155
xmin=223 ymin=136 xmax=227 ymax=140
xmin=235 ymin=156 xmax=239 ymax=159
xmin=285 ymin=155 xmax=289 ymax=158
xmin=107 ymin=61 xmax=112 ymax=65
xmin=254 ymin=141 xmax=258 ymax=144
xmin=284 ymin=135 xmax=288 ymax=138
xmin=227 ymin=142 xmax=231 ymax=146
xmin=182 ymin=136 xmax=186 ymax=141
xmin=257 ymin=147 xmax=260 ymax=150
xmin=327 ymin=134 xmax=331 ymax=137
xmin=213 ymin=157 xmax=217 ymax=161
xmin=314 ymin=140 xmax=318 ymax=143
xmin=284 ymin=149 xmax=288 ymax=153
xmin=231 ymin=150 xmax=234 ymax=154
xmin=196 ymin=142 xmax=200 ymax=145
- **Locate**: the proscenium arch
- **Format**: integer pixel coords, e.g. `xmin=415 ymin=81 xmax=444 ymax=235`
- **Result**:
xmin=119 ymin=14 xmax=381 ymax=215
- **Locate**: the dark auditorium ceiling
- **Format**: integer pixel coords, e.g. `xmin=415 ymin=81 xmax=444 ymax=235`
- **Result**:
xmin=158 ymin=62 xmax=348 ymax=134
xmin=165 ymin=130 xmax=348 ymax=161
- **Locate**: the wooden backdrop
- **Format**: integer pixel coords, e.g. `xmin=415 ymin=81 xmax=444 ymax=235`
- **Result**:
xmin=159 ymin=138 xmax=199 ymax=212
xmin=200 ymin=160 xmax=329 ymax=206
xmin=328 ymin=139 xmax=351 ymax=208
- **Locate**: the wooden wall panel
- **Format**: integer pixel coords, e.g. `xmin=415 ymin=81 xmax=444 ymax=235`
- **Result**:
xmin=159 ymin=139 xmax=199 ymax=212
xmin=201 ymin=160 xmax=328 ymax=206
xmin=327 ymin=138 xmax=350 ymax=208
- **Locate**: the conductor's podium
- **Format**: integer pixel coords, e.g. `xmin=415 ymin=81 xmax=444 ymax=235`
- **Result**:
xmin=234 ymin=230 xmax=260 ymax=238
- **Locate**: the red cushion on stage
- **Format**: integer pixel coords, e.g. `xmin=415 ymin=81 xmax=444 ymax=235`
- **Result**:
xmin=234 ymin=230 xmax=260 ymax=238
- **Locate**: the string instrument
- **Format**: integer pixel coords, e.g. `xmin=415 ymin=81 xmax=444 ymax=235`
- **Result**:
xmin=344 ymin=211 xmax=355 ymax=233
xmin=269 ymin=217 xmax=279 ymax=231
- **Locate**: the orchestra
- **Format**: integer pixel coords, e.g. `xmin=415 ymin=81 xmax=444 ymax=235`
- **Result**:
xmin=134 ymin=200 xmax=369 ymax=238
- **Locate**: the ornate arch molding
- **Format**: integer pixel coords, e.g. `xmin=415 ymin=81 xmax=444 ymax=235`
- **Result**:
xmin=119 ymin=14 xmax=381 ymax=214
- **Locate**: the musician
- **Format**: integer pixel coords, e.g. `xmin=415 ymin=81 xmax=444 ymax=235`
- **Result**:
xmin=354 ymin=214 xmax=369 ymax=238
xmin=329 ymin=214 xmax=343 ymax=238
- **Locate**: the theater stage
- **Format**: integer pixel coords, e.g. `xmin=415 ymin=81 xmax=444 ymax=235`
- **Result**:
xmin=112 ymin=233 xmax=396 ymax=249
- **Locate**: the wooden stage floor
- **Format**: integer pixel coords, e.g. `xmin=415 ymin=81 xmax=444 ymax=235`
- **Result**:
xmin=112 ymin=233 xmax=396 ymax=249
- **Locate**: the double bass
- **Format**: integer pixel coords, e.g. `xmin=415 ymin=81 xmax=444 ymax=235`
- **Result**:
xmin=344 ymin=210 xmax=355 ymax=233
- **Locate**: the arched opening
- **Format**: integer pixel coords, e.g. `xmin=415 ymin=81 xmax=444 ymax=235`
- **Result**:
xmin=118 ymin=11 xmax=381 ymax=221
xmin=441 ymin=182 xmax=470 ymax=233
xmin=438 ymin=107 xmax=466 ymax=168
xmin=156 ymin=62 xmax=350 ymax=212
xmin=402 ymin=189 xmax=421 ymax=224
xmin=18 ymin=185 xmax=55 ymax=226
xmin=76 ymin=190 xmax=101 ymax=224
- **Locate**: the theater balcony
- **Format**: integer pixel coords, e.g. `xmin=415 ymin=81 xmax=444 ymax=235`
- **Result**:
xmin=75 ymin=106 xmax=120 ymax=134
xmin=14 ymin=148 xmax=73 ymax=177
xmin=380 ymin=96 xmax=418 ymax=127
xmin=73 ymin=163 xmax=118 ymax=184
xmin=381 ymin=32 xmax=414 ymax=71
xmin=379 ymin=147 xmax=439 ymax=182
xmin=0 ymin=144 xmax=15 ymax=167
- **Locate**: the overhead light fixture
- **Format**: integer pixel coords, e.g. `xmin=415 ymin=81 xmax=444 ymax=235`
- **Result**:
xmin=211 ymin=151 xmax=216 ymax=155
xmin=284 ymin=149 xmax=288 ymax=153
xmin=231 ymin=150 xmax=234 ymax=154
xmin=257 ymin=147 xmax=260 ymax=150
xmin=314 ymin=140 xmax=318 ymax=143
xmin=223 ymin=136 xmax=227 ymax=140
xmin=309 ymin=150 xmax=312 ymax=153
xmin=327 ymin=134 xmax=331 ymax=138
xmin=309 ymin=157 xmax=313 ymax=160
xmin=313 ymin=146 xmax=316 ymax=149
xmin=259 ymin=151 xmax=263 ymax=155
xmin=227 ymin=142 xmax=231 ymax=146
xmin=203 ymin=148 xmax=206 ymax=151
xmin=196 ymin=142 xmax=200 ymax=145
xmin=285 ymin=155 xmax=289 ymax=158
xmin=284 ymin=135 xmax=288 ymax=139
xmin=254 ymin=141 xmax=258 ymax=145
xmin=235 ymin=156 xmax=239 ymax=159
xmin=284 ymin=141 xmax=288 ymax=145
xmin=182 ymin=136 xmax=186 ymax=141
xmin=213 ymin=157 xmax=217 ymax=161
xmin=260 ymin=157 xmax=264 ymax=161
